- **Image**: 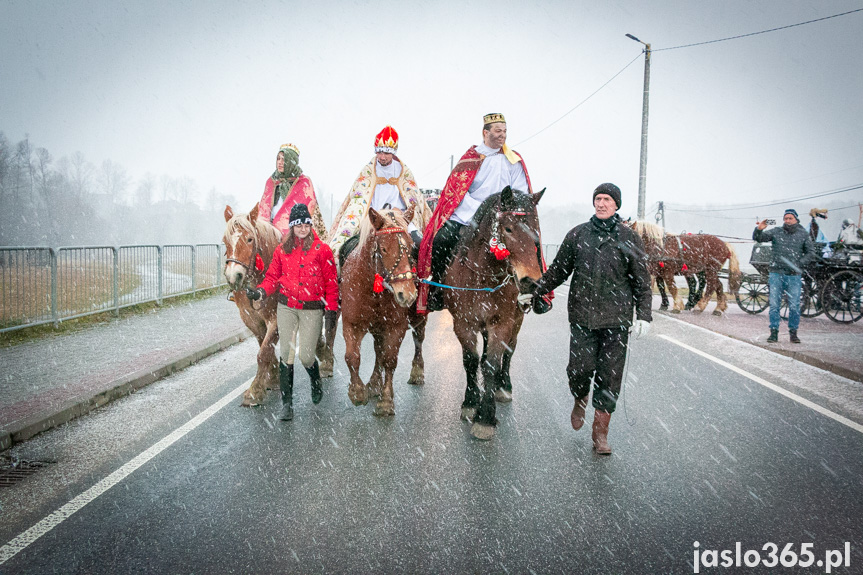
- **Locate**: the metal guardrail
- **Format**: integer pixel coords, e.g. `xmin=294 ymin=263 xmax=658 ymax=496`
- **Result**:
xmin=0 ymin=244 xmax=226 ymax=333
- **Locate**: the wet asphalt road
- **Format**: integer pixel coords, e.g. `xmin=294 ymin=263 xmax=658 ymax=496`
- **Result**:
xmin=2 ymin=291 xmax=862 ymax=574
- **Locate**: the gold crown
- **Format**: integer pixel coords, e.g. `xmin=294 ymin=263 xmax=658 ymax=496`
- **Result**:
xmin=483 ymin=113 xmax=506 ymax=125
xmin=279 ymin=143 xmax=300 ymax=156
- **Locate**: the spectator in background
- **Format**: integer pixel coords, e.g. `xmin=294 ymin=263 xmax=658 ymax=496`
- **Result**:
xmin=753 ymin=209 xmax=814 ymax=344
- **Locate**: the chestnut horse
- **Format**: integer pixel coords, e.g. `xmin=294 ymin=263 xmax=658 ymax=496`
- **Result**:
xmin=223 ymin=204 xmax=282 ymax=406
xmin=443 ymin=186 xmax=545 ymax=440
xmin=627 ymin=220 xmax=741 ymax=315
xmin=342 ymin=206 xmax=427 ymax=416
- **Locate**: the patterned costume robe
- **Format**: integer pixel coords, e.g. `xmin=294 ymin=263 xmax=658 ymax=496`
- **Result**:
xmin=328 ymin=157 xmax=431 ymax=256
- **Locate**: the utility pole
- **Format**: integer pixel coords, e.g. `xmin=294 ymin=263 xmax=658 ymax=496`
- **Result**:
xmin=655 ymin=200 xmax=666 ymax=228
xmin=626 ymin=34 xmax=651 ymax=220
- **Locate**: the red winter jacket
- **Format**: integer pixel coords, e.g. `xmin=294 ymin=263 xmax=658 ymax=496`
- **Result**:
xmin=258 ymin=235 xmax=338 ymax=311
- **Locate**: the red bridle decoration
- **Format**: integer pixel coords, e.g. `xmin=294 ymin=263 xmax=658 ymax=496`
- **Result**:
xmin=489 ymin=238 xmax=510 ymax=260
xmin=373 ymin=274 xmax=385 ymax=293
xmin=255 ymin=253 xmax=264 ymax=272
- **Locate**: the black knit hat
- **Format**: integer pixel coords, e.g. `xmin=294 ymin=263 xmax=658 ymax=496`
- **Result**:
xmin=289 ymin=203 xmax=312 ymax=227
xmin=593 ymin=183 xmax=621 ymax=209
xmin=784 ymin=208 xmax=799 ymax=222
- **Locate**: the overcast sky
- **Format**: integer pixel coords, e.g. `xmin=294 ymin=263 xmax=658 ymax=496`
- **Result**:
xmin=2 ymin=0 xmax=862 ymax=231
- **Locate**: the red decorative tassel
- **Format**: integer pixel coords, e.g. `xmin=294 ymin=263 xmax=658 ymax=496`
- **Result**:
xmin=255 ymin=253 xmax=264 ymax=271
xmin=659 ymin=262 xmax=665 ymax=268
xmin=494 ymin=248 xmax=510 ymax=260
xmin=681 ymin=264 xmax=688 ymax=271
xmin=373 ymin=274 xmax=385 ymax=293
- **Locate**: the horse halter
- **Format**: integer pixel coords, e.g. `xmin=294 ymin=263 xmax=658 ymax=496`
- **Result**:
xmin=373 ymin=224 xmax=416 ymax=287
xmin=489 ymin=209 xmax=528 ymax=260
xmin=225 ymin=230 xmax=264 ymax=277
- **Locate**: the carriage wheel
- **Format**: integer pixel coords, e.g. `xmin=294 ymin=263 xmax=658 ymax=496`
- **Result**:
xmin=735 ymin=275 xmax=769 ymax=314
xmin=800 ymin=274 xmax=823 ymax=318
xmin=779 ymin=274 xmax=822 ymax=319
xmin=821 ymin=270 xmax=863 ymax=323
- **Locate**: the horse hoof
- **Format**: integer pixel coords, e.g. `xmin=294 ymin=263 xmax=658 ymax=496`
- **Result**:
xmin=691 ymin=309 xmax=703 ymax=314
xmin=348 ymin=385 xmax=368 ymax=406
xmin=470 ymin=422 xmax=496 ymax=440
xmin=319 ymin=365 xmax=333 ymax=379
xmin=461 ymin=407 xmax=476 ymax=421
xmin=659 ymin=305 xmax=669 ymax=311
xmin=671 ymin=309 xmax=681 ymax=314
xmin=407 ymin=376 xmax=424 ymax=386
xmin=712 ymin=310 xmax=723 ymax=316
xmin=373 ymin=402 xmax=395 ymax=417
xmin=241 ymin=396 xmax=262 ymax=408
xmin=494 ymin=389 xmax=512 ymax=403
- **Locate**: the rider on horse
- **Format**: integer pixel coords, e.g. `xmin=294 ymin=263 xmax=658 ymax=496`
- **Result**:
xmin=329 ymin=126 xmax=430 ymax=269
xmin=258 ymin=143 xmax=328 ymax=241
xmin=416 ymin=113 xmax=550 ymax=313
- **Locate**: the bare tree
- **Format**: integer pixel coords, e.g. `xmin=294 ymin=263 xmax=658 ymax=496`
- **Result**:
xmin=135 ymin=172 xmax=156 ymax=206
xmin=159 ymin=174 xmax=176 ymax=202
xmin=175 ymin=175 xmax=198 ymax=205
xmin=98 ymin=159 xmax=131 ymax=205
xmin=69 ymin=151 xmax=94 ymax=198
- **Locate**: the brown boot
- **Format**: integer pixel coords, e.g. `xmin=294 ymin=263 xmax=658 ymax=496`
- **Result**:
xmin=571 ymin=396 xmax=588 ymax=430
xmin=592 ymin=410 xmax=612 ymax=455
xmin=789 ymin=330 xmax=801 ymax=344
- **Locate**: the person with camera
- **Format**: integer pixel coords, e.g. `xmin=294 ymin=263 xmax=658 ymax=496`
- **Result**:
xmin=246 ymin=203 xmax=339 ymax=420
xmin=753 ymin=209 xmax=814 ymax=343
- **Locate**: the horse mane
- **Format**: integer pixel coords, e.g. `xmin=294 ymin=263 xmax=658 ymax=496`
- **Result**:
xmin=357 ymin=208 xmax=410 ymax=248
xmin=468 ymin=188 xmax=535 ymax=234
xmin=224 ymin=211 xmax=282 ymax=253
xmin=631 ymin=220 xmax=666 ymax=248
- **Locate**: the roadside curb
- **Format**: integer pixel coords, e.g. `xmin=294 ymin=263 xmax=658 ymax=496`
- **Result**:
xmin=656 ymin=313 xmax=863 ymax=384
xmin=0 ymin=327 xmax=253 ymax=451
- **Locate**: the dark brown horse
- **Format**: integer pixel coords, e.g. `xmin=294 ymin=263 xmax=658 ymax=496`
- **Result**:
xmin=443 ymin=186 xmax=544 ymax=440
xmin=223 ymin=204 xmax=282 ymax=406
xmin=628 ymin=221 xmax=741 ymax=315
xmin=341 ymin=206 xmax=427 ymax=416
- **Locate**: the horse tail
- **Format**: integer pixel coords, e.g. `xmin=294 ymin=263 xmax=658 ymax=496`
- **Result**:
xmin=725 ymin=243 xmax=742 ymax=295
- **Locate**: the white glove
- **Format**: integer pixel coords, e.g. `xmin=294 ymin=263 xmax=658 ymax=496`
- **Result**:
xmin=631 ymin=319 xmax=651 ymax=339
xmin=517 ymin=293 xmax=534 ymax=305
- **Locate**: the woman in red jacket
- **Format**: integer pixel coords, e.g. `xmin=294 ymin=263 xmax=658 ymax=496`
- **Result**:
xmin=247 ymin=203 xmax=339 ymax=421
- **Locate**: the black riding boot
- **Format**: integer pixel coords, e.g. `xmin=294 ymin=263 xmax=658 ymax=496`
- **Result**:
xmin=789 ymin=329 xmax=801 ymax=344
xmin=307 ymin=361 xmax=323 ymax=404
xmin=767 ymin=328 xmax=779 ymax=343
xmin=279 ymin=362 xmax=294 ymax=421
xmin=428 ymin=221 xmax=464 ymax=311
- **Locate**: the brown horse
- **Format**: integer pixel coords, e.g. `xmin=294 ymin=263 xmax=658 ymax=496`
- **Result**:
xmin=223 ymin=204 xmax=282 ymax=406
xmin=443 ymin=186 xmax=545 ymax=440
xmin=628 ymin=220 xmax=741 ymax=315
xmin=341 ymin=206 xmax=426 ymax=416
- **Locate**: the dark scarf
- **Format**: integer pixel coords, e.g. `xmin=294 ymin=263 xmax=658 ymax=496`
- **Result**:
xmin=591 ymin=213 xmax=620 ymax=233
xmin=783 ymin=222 xmax=798 ymax=233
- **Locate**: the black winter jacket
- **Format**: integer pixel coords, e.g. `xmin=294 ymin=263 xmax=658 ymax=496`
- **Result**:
xmin=752 ymin=223 xmax=814 ymax=275
xmin=535 ymin=215 xmax=652 ymax=330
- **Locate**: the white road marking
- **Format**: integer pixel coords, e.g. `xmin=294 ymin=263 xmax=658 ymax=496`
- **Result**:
xmin=658 ymin=334 xmax=863 ymax=434
xmin=0 ymin=378 xmax=251 ymax=565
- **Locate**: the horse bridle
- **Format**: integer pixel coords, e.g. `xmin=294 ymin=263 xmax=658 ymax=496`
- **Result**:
xmin=225 ymin=231 xmax=263 ymax=284
xmin=373 ymin=221 xmax=416 ymax=285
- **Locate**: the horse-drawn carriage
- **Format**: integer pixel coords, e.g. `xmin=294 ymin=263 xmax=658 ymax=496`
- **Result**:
xmin=735 ymin=242 xmax=863 ymax=323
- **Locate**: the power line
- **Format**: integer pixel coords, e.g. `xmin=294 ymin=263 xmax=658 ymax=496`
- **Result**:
xmin=422 ymin=53 xmax=643 ymax=177
xmin=514 ymin=54 xmax=643 ymax=147
xmin=666 ymin=183 xmax=863 ymax=212
xmin=653 ymin=8 xmax=863 ymax=52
